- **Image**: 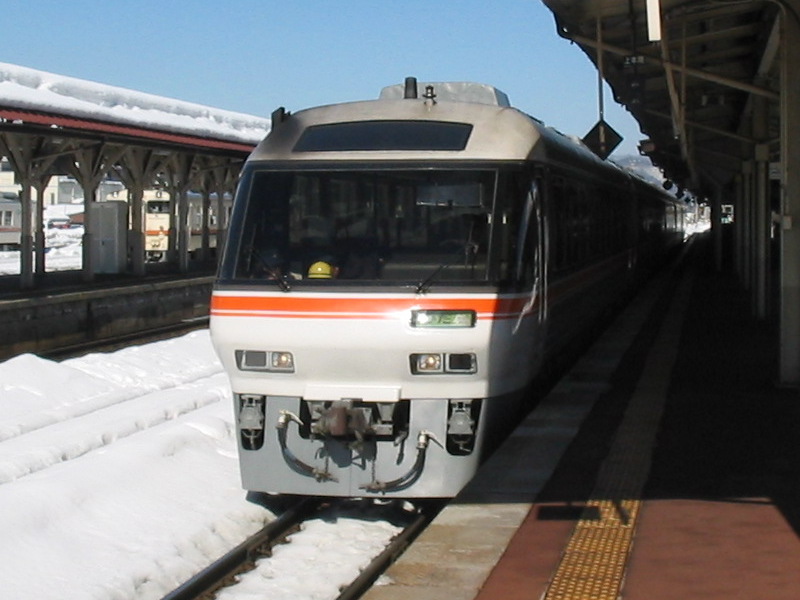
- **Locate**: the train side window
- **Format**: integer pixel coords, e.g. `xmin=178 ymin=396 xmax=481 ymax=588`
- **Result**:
xmin=549 ymin=178 xmax=564 ymax=272
xmin=513 ymin=180 xmax=540 ymax=288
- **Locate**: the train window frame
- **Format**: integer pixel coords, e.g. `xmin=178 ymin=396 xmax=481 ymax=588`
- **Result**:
xmin=293 ymin=121 xmax=473 ymax=152
xmin=546 ymin=168 xmax=635 ymax=278
xmin=512 ymin=179 xmax=541 ymax=287
xmin=220 ymin=164 xmax=515 ymax=288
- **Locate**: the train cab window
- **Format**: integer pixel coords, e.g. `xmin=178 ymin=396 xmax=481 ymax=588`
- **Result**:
xmin=224 ymin=168 xmax=495 ymax=287
xmin=146 ymin=200 xmax=170 ymax=214
xmin=294 ymin=121 xmax=473 ymax=152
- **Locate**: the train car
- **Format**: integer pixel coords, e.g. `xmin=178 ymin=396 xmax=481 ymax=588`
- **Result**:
xmin=144 ymin=190 xmax=231 ymax=261
xmin=143 ymin=191 xmax=170 ymax=261
xmin=210 ymin=79 xmax=684 ymax=498
xmin=0 ymin=193 xmax=21 ymax=250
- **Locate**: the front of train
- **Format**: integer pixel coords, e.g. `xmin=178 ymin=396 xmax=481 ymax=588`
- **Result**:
xmin=210 ymin=81 xmax=546 ymax=497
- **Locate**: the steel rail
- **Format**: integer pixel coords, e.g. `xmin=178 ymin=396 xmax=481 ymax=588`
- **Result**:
xmin=335 ymin=500 xmax=444 ymax=600
xmin=161 ymin=498 xmax=322 ymax=600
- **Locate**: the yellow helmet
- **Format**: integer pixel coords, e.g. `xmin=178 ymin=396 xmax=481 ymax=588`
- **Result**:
xmin=307 ymin=261 xmax=333 ymax=279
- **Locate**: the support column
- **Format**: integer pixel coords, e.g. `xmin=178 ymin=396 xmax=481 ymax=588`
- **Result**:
xmin=754 ymin=144 xmax=770 ymax=319
xmin=200 ymin=188 xmax=211 ymax=263
xmin=115 ymin=148 xmax=170 ymax=276
xmin=712 ymin=186 xmax=723 ymax=271
xmin=177 ymin=189 xmax=190 ymax=273
xmin=215 ymin=183 xmax=228 ymax=259
xmin=165 ymin=153 xmax=199 ymax=273
xmin=67 ymin=144 xmax=125 ymax=282
xmin=210 ymin=165 xmax=237 ymax=261
xmin=33 ymin=174 xmax=53 ymax=277
xmin=128 ymin=183 xmax=146 ymax=276
xmin=0 ymin=133 xmax=55 ymax=289
xmin=741 ymin=160 xmax=754 ymax=283
xmin=779 ymin=5 xmax=800 ymax=385
xmin=81 ymin=181 xmax=96 ymax=282
xmin=19 ymin=184 xmax=34 ymax=289
xmin=734 ymin=173 xmax=745 ymax=278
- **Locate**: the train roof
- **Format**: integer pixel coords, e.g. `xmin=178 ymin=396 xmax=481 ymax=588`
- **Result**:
xmin=247 ymin=80 xmax=624 ymax=180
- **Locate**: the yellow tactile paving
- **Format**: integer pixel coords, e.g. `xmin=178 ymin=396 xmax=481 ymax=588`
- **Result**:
xmin=543 ymin=272 xmax=693 ymax=600
xmin=544 ymin=498 xmax=641 ymax=600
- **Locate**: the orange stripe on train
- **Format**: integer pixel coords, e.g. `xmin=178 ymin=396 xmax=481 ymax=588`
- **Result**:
xmin=210 ymin=294 xmax=535 ymax=320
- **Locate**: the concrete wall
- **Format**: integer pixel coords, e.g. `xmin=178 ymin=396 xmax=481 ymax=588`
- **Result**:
xmin=0 ymin=277 xmax=213 ymax=359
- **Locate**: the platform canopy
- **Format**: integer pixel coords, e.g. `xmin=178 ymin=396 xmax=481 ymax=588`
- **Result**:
xmin=542 ymin=0 xmax=782 ymax=197
xmin=542 ymin=0 xmax=800 ymax=386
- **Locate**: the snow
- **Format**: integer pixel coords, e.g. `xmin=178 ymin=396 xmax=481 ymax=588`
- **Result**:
xmin=0 ymin=224 xmax=84 ymax=275
xmin=0 ymin=331 xmax=400 ymax=599
xmin=219 ymin=512 xmax=401 ymax=600
xmin=0 ymin=62 xmax=270 ymax=144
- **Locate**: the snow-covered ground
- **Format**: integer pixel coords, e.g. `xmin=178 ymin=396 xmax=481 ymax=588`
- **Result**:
xmin=0 ymin=224 xmax=84 ymax=276
xmin=0 ymin=331 xmax=400 ymax=599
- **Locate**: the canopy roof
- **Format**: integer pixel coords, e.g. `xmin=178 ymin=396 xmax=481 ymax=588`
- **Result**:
xmin=543 ymin=0 xmax=781 ymax=197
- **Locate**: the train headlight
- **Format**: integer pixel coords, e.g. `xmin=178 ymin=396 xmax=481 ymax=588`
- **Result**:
xmin=411 ymin=309 xmax=476 ymax=328
xmin=235 ymin=350 xmax=295 ymax=373
xmin=271 ymin=351 xmax=294 ymax=370
xmin=413 ymin=353 xmax=443 ymax=373
xmin=410 ymin=353 xmax=476 ymax=374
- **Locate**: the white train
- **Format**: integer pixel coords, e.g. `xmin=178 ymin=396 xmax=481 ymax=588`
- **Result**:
xmin=210 ymin=79 xmax=685 ymax=498
xmin=144 ymin=191 xmax=231 ymax=262
xmin=0 ymin=193 xmax=21 ymax=250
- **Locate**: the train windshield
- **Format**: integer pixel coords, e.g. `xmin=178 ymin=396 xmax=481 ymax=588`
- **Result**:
xmin=226 ymin=169 xmax=499 ymax=287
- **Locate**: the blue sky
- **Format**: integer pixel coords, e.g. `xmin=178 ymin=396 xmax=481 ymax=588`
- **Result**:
xmin=4 ymin=0 xmax=644 ymax=156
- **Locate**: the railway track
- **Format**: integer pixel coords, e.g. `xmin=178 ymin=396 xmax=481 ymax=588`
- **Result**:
xmin=162 ymin=498 xmax=322 ymax=600
xmin=162 ymin=497 xmax=443 ymax=600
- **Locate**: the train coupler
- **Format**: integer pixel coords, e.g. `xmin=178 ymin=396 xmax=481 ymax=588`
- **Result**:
xmin=359 ymin=430 xmax=438 ymax=493
xmin=275 ymin=410 xmax=337 ymax=483
xmin=311 ymin=400 xmax=371 ymax=439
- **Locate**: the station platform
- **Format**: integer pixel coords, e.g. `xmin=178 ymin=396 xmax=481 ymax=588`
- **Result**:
xmin=363 ymin=233 xmax=800 ymax=600
xmin=0 ymin=265 xmax=215 ymax=359
xmin=0 ymin=261 xmax=215 ymax=301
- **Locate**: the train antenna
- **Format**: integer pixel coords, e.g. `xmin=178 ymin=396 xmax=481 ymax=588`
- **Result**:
xmin=271 ymin=106 xmax=290 ymax=129
xmin=404 ymin=77 xmax=418 ymax=99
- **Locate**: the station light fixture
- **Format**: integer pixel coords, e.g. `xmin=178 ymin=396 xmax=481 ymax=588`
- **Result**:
xmin=646 ymin=0 xmax=662 ymax=42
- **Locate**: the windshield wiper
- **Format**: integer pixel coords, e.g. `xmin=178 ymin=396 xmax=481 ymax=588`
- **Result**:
xmin=268 ymin=270 xmax=292 ymax=292
xmin=415 ymin=242 xmax=478 ymax=294
xmin=250 ymin=247 xmax=292 ymax=292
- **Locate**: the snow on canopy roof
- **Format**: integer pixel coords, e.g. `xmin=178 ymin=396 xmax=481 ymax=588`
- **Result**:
xmin=0 ymin=62 xmax=270 ymax=145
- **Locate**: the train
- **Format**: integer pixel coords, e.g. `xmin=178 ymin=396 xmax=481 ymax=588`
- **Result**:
xmin=209 ymin=79 xmax=685 ymax=498
xmin=0 ymin=193 xmax=21 ymax=250
xmin=144 ymin=190 xmax=231 ymax=262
